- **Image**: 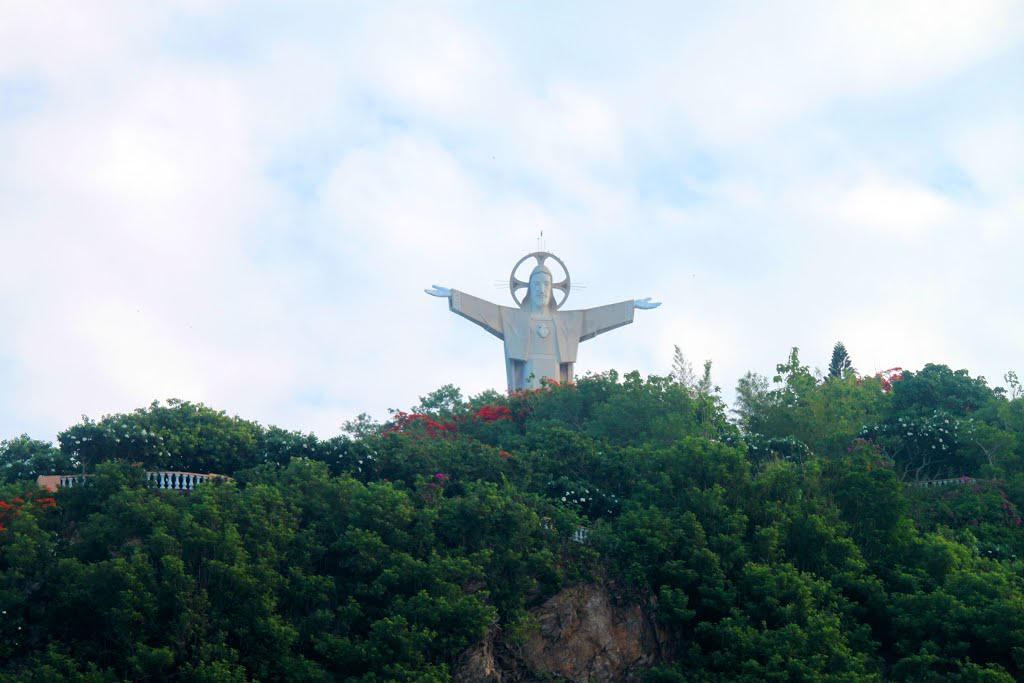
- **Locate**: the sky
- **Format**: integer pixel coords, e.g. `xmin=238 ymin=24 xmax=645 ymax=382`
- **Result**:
xmin=1 ymin=1 xmax=1022 ymax=444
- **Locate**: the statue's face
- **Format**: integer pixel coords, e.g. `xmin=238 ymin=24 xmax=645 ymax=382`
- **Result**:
xmin=530 ymin=272 xmax=552 ymax=309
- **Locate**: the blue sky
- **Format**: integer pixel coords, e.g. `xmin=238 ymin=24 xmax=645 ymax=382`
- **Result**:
xmin=1 ymin=1 xmax=1022 ymax=443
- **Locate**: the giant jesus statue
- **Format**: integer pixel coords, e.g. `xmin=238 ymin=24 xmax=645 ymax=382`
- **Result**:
xmin=425 ymin=251 xmax=660 ymax=392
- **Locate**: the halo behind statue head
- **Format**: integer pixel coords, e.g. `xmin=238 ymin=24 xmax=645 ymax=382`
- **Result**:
xmin=510 ymin=251 xmax=570 ymax=309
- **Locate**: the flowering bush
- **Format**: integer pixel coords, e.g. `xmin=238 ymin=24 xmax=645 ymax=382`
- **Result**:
xmin=875 ymin=367 xmax=904 ymax=393
xmin=386 ymin=400 xmax=520 ymax=439
xmin=418 ymin=472 xmax=451 ymax=505
xmin=743 ymin=433 xmax=812 ymax=466
xmin=546 ymin=476 xmax=620 ymax=518
xmin=859 ymin=410 xmax=965 ymax=480
xmin=0 ymin=491 xmax=58 ymax=534
xmin=473 ymin=405 xmax=513 ymax=424
xmin=385 ymin=412 xmax=459 ymax=439
xmin=502 ymin=379 xmax=578 ymax=423
xmin=385 ymin=387 xmax=560 ymax=443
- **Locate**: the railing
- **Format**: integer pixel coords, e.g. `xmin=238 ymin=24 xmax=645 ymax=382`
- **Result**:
xmin=59 ymin=475 xmax=87 ymax=488
xmin=38 ymin=472 xmax=230 ymax=492
xmin=908 ymin=477 xmax=979 ymax=488
xmin=145 ymin=472 xmax=222 ymax=491
xmin=540 ymin=516 xmax=590 ymax=544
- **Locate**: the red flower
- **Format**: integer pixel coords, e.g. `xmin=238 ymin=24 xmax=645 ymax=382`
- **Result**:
xmin=875 ymin=367 xmax=904 ymax=393
xmin=473 ymin=404 xmax=513 ymax=423
xmin=386 ymin=413 xmax=459 ymax=439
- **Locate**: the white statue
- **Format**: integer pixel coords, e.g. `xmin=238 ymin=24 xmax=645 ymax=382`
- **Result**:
xmin=425 ymin=251 xmax=660 ymax=392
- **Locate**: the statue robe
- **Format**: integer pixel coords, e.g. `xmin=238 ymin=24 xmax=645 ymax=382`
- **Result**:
xmin=449 ymin=289 xmax=635 ymax=391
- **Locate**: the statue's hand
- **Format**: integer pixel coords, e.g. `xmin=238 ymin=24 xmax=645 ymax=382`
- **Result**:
xmin=634 ymin=297 xmax=661 ymax=310
xmin=424 ymin=285 xmax=452 ymax=298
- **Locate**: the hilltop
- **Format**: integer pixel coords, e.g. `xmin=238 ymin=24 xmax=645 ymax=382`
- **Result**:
xmin=2 ymin=355 xmax=1024 ymax=681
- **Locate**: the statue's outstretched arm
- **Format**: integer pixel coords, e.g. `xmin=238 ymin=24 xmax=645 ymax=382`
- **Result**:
xmin=634 ymin=297 xmax=661 ymax=310
xmin=426 ymin=286 xmax=504 ymax=340
xmin=579 ymin=300 xmax=636 ymax=342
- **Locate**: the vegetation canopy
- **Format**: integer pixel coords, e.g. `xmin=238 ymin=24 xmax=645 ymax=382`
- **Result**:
xmin=2 ymin=352 xmax=1024 ymax=682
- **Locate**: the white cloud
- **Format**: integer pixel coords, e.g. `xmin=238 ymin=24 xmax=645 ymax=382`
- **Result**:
xmin=648 ymin=1 xmax=1024 ymax=143
xmin=836 ymin=179 xmax=956 ymax=239
xmin=319 ymin=136 xmax=498 ymax=264
xmin=356 ymin=7 xmax=508 ymax=118
xmin=1 ymin=1 xmax=1022 ymax=443
xmin=73 ymin=301 xmax=208 ymax=400
xmin=959 ymin=119 xmax=1024 ymax=191
xmin=0 ymin=3 xmax=151 ymax=79
xmin=823 ymin=0 xmax=1021 ymax=90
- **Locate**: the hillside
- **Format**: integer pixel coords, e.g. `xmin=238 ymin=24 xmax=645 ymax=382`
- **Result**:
xmin=2 ymin=355 xmax=1024 ymax=681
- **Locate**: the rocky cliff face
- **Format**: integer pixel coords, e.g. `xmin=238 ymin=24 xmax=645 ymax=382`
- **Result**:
xmin=454 ymin=583 xmax=671 ymax=682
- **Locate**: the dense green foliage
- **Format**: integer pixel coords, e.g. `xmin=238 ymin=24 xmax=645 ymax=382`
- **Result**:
xmin=2 ymin=355 xmax=1024 ymax=681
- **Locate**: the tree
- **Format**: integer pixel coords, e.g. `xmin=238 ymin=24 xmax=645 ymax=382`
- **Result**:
xmin=411 ymin=384 xmax=465 ymax=419
xmin=672 ymin=345 xmax=697 ymax=390
xmin=0 ymin=436 xmax=72 ymax=484
xmin=735 ymin=348 xmax=820 ymax=441
xmin=1003 ymin=371 xmax=1022 ymax=400
xmin=693 ymin=361 xmax=727 ymax=441
xmin=733 ymin=371 xmax=772 ymax=432
xmin=5 ymin=362 xmax=1024 ymax=681
xmin=890 ymin=364 xmax=996 ymax=417
xmin=828 ymin=341 xmax=855 ymax=379
xmin=773 ymin=347 xmax=816 ymax=402
xmin=342 ymin=413 xmax=382 ymax=439
xmin=697 ymin=360 xmax=715 ymax=396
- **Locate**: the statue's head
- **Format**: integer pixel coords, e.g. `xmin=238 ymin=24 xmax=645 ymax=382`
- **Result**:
xmin=509 ymin=251 xmax=570 ymax=311
xmin=528 ymin=264 xmax=553 ymax=310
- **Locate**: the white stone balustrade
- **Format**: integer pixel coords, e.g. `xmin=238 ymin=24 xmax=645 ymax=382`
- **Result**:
xmin=146 ymin=472 xmax=221 ymax=490
xmin=539 ymin=517 xmax=589 ymax=543
xmin=909 ymin=477 xmax=979 ymax=488
xmin=38 ymin=472 xmax=229 ymax=492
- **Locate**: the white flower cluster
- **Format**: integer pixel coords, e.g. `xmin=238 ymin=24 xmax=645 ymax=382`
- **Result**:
xmin=561 ymin=487 xmax=589 ymax=504
xmin=860 ymin=411 xmax=963 ymax=453
xmin=353 ymin=449 xmax=376 ymax=473
xmin=64 ymin=420 xmax=173 ymax=461
xmin=743 ymin=433 xmax=811 ymax=461
xmin=552 ymin=482 xmax=619 ymax=515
